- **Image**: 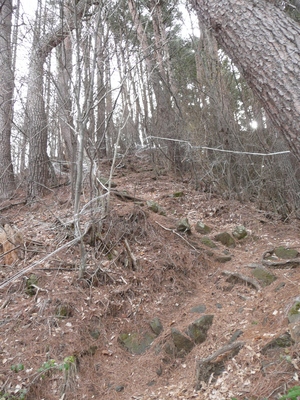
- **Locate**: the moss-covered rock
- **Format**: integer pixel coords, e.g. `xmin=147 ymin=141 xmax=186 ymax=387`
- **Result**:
xmin=232 ymin=225 xmax=248 ymax=240
xmin=149 ymin=317 xmax=163 ymax=336
xmin=118 ymin=331 xmax=157 ymax=355
xmin=214 ymin=232 xmax=236 ymax=248
xmin=98 ymin=177 xmax=117 ymax=188
xmin=173 ymin=191 xmax=184 ymax=198
xmin=176 ymin=218 xmax=191 ymax=233
xmin=195 ymin=221 xmax=211 ymax=235
xmin=171 ymin=328 xmax=194 ymax=355
xmin=214 ymin=254 xmax=232 ymax=263
xmin=251 ymin=267 xmax=277 ymax=287
xmin=186 ymin=315 xmax=214 ymax=344
xmin=200 ymin=236 xmax=217 ymax=248
xmin=55 ymin=303 xmax=73 ymax=318
xmin=25 ymin=274 xmax=38 ymax=296
xmin=147 ymin=200 xmax=166 ymax=215
xmin=288 ymin=301 xmax=300 ymax=323
xmin=261 ymin=332 xmax=294 ymax=353
xmin=274 ymin=246 xmax=299 ymax=259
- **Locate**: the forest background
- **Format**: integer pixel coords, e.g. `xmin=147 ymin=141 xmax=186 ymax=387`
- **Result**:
xmin=1 ymin=0 xmax=300 ymax=225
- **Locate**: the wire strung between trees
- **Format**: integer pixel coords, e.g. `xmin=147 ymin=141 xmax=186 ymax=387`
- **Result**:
xmin=147 ymin=136 xmax=290 ymax=157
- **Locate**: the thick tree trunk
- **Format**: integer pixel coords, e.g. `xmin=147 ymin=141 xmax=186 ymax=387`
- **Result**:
xmin=0 ymin=0 xmax=15 ymax=198
xmin=190 ymin=0 xmax=300 ymax=161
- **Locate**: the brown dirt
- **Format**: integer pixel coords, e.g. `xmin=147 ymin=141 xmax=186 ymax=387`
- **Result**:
xmin=1 ymin=155 xmax=300 ymax=400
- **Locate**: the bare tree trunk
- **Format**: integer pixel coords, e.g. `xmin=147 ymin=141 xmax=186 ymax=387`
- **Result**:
xmin=0 ymin=0 xmax=15 ymax=198
xmin=191 ymin=0 xmax=300 ymax=161
xmin=56 ymin=36 xmax=77 ymax=198
xmin=25 ymin=0 xmax=94 ymax=199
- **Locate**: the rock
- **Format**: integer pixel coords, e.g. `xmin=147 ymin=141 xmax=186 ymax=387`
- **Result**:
xmin=288 ymin=301 xmax=300 ymax=323
xmin=232 ymin=225 xmax=247 ymax=240
xmin=251 ymin=267 xmax=277 ymax=287
xmin=214 ymin=254 xmax=232 ymax=263
xmin=214 ymin=232 xmax=236 ymax=248
xmin=261 ymin=332 xmax=294 ymax=353
xmin=195 ymin=221 xmax=211 ymax=234
xmin=190 ymin=304 xmax=206 ymax=314
xmin=200 ymin=236 xmax=217 ymax=248
xmin=171 ymin=328 xmax=194 ymax=355
xmin=290 ymin=322 xmax=300 ymax=343
xmin=118 ymin=331 xmax=157 ymax=355
xmin=186 ymin=315 xmax=214 ymax=344
xmin=149 ymin=317 xmax=163 ymax=336
xmin=146 ymin=200 xmax=166 ymax=215
xmin=228 ymin=329 xmax=243 ymax=344
xmin=115 ymin=385 xmax=124 ymax=392
xmin=98 ymin=177 xmax=117 ymax=188
xmin=173 ymin=191 xmax=184 ymax=198
xmin=25 ymin=274 xmax=38 ymax=296
xmin=176 ymin=218 xmax=191 ymax=233
xmin=274 ymin=246 xmax=299 ymax=259
xmin=55 ymin=302 xmax=73 ymax=318
xmin=89 ymin=329 xmax=100 ymax=340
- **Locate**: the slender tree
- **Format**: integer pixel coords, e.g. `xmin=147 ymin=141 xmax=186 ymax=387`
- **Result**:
xmin=0 ymin=0 xmax=15 ymax=198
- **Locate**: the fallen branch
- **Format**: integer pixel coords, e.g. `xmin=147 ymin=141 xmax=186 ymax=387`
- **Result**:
xmin=262 ymin=259 xmax=300 ymax=269
xmin=111 ymin=190 xmax=144 ymax=203
xmin=0 ymin=245 xmax=20 ymax=260
xmin=0 ymin=200 xmax=26 ymax=212
xmin=124 ymin=238 xmax=138 ymax=271
xmin=155 ymin=221 xmax=201 ymax=253
xmin=222 ymin=270 xmax=261 ymax=291
xmin=195 ymin=341 xmax=245 ymax=390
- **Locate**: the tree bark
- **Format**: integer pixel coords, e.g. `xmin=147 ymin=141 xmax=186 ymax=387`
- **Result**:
xmin=190 ymin=0 xmax=300 ymax=161
xmin=0 ymin=0 xmax=15 ymax=198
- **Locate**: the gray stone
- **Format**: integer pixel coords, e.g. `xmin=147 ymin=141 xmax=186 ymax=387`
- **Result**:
xmin=190 ymin=304 xmax=206 ymax=314
xmin=232 ymin=225 xmax=247 ymax=240
xmin=186 ymin=315 xmax=214 ymax=344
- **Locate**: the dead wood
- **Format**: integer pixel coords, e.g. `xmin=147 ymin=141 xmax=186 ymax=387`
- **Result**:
xmin=0 ymin=200 xmax=26 ymax=212
xmin=110 ymin=190 xmax=144 ymax=202
xmin=262 ymin=258 xmax=300 ymax=268
xmin=222 ymin=270 xmax=261 ymax=290
xmin=195 ymin=341 xmax=245 ymax=390
xmin=124 ymin=238 xmax=138 ymax=270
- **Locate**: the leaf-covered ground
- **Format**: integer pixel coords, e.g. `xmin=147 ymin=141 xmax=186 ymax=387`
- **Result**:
xmin=1 ymin=154 xmax=300 ymax=400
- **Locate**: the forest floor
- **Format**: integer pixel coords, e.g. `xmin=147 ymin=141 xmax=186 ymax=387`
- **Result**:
xmin=1 ymin=153 xmax=300 ymax=400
